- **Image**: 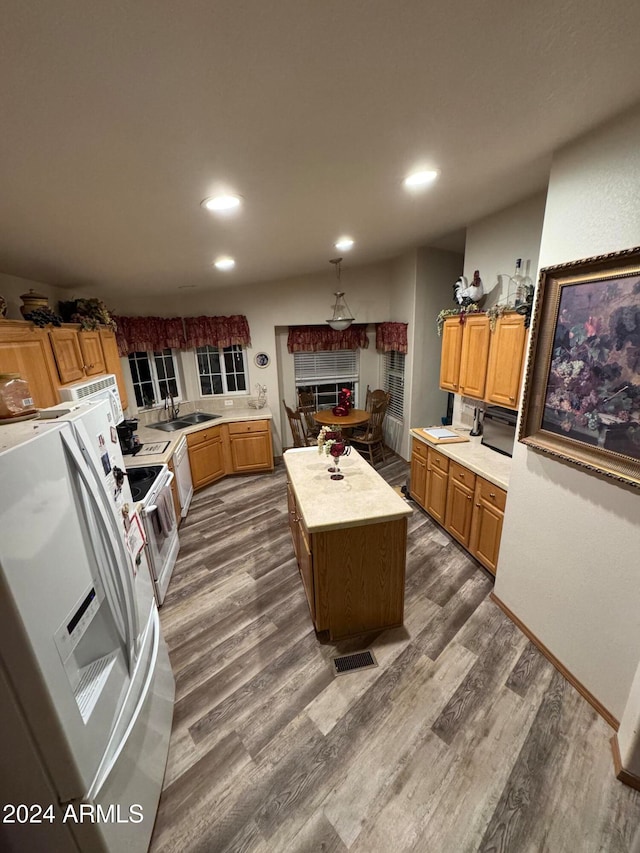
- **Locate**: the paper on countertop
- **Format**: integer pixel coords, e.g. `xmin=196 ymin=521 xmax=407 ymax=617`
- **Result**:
xmin=422 ymin=427 xmax=459 ymax=439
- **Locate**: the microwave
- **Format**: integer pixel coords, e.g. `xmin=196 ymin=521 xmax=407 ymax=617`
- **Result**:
xmin=481 ymin=406 xmax=517 ymax=457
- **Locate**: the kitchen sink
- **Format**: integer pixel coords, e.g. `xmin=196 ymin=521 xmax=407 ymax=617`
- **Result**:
xmin=179 ymin=412 xmax=222 ymax=424
xmin=148 ymin=420 xmax=192 ymax=431
xmin=148 ymin=412 xmax=222 ymax=431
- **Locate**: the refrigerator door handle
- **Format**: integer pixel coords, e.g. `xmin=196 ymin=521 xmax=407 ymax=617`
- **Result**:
xmin=72 ymin=420 xmax=140 ymax=653
xmin=60 ymin=430 xmax=135 ymax=672
xmin=86 ymin=607 xmax=161 ymax=802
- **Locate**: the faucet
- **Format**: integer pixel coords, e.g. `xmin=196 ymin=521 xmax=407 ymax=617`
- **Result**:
xmin=164 ymin=392 xmax=180 ymax=421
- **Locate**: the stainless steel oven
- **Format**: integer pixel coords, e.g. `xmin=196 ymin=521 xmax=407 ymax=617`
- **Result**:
xmin=126 ymin=464 xmax=179 ymax=605
xmin=481 ymin=406 xmax=517 ymax=457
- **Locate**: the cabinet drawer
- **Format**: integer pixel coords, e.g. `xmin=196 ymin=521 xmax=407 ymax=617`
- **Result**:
xmin=186 ymin=425 xmax=220 ymax=446
xmin=428 ymin=448 xmax=449 ymax=474
xmin=449 ymin=460 xmax=476 ymax=489
xmin=411 ymin=438 xmax=428 ymax=460
xmin=476 ymin=477 xmax=507 ymax=512
xmin=228 ymin=419 xmax=269 ymax=434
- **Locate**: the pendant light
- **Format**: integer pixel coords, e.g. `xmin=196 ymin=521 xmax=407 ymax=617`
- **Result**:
xmin=327 ymin=258 xmax=354 ymax=331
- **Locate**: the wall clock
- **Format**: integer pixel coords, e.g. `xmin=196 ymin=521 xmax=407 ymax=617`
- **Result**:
xmin=254 ymin=352 xmax=270 ymax=368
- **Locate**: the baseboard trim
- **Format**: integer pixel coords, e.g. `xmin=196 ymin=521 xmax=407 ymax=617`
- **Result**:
xmin=490 ymin=592 xmax=619 ymax=731
xmin=611 ymin=734 xmax=640 ymax=791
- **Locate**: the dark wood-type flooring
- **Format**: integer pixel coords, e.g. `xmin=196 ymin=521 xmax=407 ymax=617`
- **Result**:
xmin=150 ymin=455 xmax=639 ymax=853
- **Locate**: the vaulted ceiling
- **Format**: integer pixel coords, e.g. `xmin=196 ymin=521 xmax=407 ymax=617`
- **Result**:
xmin=1 ymin=0 xmax=640 ymax=299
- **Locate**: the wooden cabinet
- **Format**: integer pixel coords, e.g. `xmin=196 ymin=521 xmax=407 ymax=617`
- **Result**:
xmin=425 ymin=448 xmax=449 ymax=524
xmin=227 ymin=419 xmax=274 ymax=473
xmin=0 ymin=321 xmax=60 ymax=408
xmin=485 ymin=313 xmax=527 ymax=408
xmin=77 ymin=330 xmax=106 ymax=376
xmin=48 ymin=326 xmax=85 ymax=384
xmin=187 ymin=426 xmax=225 ymax=489
xmin=439 ymin=318 xmax=464 ymax=392
xmin=444 ymin=461 xmax=476 ymax=548
xmin=410 ymin=439 xmax=428 ymax=505
xmin=287 ymin=485 xmax=315 ymax=621
xmin=99 ymin=328 xmax=128 ymax=410
xmin=458 ymin=314 xmax=490 ymax=399
xmin=410 ymin=434 xmax=508 ymax=574
xmin=439 ymin=312 xmax=527 ymax=410
xmin=469 ymin=477 xmax=507 ymax=575
xmin=285 ymin=450 xmax=409 ymax=641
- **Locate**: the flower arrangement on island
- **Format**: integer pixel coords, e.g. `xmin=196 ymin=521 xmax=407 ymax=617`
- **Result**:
xmin=317 ymin=425 xmax=341 ymax=456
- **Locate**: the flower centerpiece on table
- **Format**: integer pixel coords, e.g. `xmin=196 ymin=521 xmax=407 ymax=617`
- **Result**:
xmin=332 ymin=387 xmax=353 ymax=417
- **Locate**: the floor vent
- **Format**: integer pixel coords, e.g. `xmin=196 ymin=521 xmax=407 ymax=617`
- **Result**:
xmin=332 ymin=650 xmax=378 ymax=676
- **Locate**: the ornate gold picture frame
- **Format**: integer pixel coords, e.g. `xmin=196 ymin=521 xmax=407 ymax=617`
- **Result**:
xmin=519 ymin=245 xmax=640 ymax=489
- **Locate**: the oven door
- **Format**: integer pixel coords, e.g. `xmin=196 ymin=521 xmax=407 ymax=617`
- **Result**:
xmin=142 ymin=469 xmax=179 ymax=605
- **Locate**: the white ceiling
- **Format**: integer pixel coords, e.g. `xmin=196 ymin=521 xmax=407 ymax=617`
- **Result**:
xmin=1 ymin=0 xmax=640 ymax=300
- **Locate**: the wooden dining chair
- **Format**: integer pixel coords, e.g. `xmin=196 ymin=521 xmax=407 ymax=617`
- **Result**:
xmin=350 ymin=393 xmax=390 ymax=465
xmin=283 ymin=402 xmax=311 ymax=448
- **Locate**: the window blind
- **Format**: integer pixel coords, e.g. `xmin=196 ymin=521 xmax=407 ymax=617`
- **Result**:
xmin=294 ymin=350 xmax=359 ymax=383
xmin=384 ymin=350 xmax=405 ymax=420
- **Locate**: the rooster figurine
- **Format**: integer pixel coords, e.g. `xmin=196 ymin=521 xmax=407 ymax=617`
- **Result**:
xmin=453 ymin=270 xmax=484 ymax=307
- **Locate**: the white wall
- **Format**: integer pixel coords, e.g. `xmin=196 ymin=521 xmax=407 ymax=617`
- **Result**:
xmin=495 ymin=105 xmax=640 ymax=721
xmin=414 ymin=247 xmax=464 ymax=436
xmin=463 ymin=192 xmax=547 ymax=308
xmin=0 ymin=273 xmax=70 ymax=320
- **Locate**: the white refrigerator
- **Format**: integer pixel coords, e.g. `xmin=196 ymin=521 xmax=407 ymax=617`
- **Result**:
xmin=0 ymin=402 xmax=175 ymax=853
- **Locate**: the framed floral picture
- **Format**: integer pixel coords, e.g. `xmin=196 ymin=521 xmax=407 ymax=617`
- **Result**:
xmin=519 ymin=245 xmax=640 ymax=489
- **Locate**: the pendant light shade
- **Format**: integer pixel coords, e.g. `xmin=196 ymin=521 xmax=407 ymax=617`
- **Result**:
xmin=327 ymin=258 xmax=354 ymax=330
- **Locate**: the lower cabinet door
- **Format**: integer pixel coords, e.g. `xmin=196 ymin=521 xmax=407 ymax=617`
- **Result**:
xmin=470 ymin=497 xmax=504 ymax=575
xmin=410 ymin=452 xmax=427 ymax=507
xmin=230 ymin=432 xmax=273 ymax=472
xmin=298 ymin=525 xmax=315 ymax=622
xmin=445 ymin=477 xmax=474 ymax=547
xmin=189 ymin=438 xmax=225 ymax=489
xmin=426 ymin=465 xmax=448 ymax=524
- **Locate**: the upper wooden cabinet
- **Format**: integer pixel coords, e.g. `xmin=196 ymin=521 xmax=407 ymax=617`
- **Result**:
xmin=0 ymin=320 xmax=129 ymax=410
xmin=48 ymin=327 xmax=85 ymax=384
xmin=0 ymin=321 xmax=60 ymax=408
xmin=458 ymin=314 xmax=491 ymax=399
xmin=439 ymin=312 xmax=527 ymax=410
xmin=439 ymin=318 xmax=464 ymax=393
xmin=485 ymin=314 xmax=527 ymax=408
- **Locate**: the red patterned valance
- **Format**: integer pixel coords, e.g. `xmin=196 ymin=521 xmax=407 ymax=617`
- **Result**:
xmin=376 ymin=322 xmax=408 ymax=354
xmin=114 ymin=314 xmax=251 ymax=355
xmin=287 ymin=324 xmax=369 ymax=353
xmin=114 ymin=316 xmax=186 ymax=356
xmin=184 ymin=315 xmax=251 ymax=349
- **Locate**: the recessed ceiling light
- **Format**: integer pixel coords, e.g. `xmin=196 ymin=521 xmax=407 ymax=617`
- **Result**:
xmin=403 ymin=169 xmax=439 ymax=189
xmin=214 ymin=256 xmax=235 ymax=271
xmin=201 ymin=194 xmax=242 ymax=213
xmin=334 ymin=236 xmax=354 ymax=251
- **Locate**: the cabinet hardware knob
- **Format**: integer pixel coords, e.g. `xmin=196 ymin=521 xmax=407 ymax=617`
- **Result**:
xmin=489 ymin=492 xmax=496 ymax=498
xmin=459 ymin=473 xmax=465 ymax=478
xmin=466 ymin=495 xmax=472 ymax=500
xmin=476 ymin=503 xmax=481 ymax=507
xmin=509 ymin=396 xmax=515 ymax=401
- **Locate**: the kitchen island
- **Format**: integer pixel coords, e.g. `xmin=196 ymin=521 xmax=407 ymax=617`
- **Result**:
xmin=284 ymin=446 xmax=412 ymax=641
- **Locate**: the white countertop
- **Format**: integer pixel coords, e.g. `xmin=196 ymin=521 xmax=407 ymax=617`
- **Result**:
xmin=0 ymin=404 xmax=273 ymax=464
xmin=126 ymin=404 xmax=274 ymax=467
xmin=284 ymin=446 xmax=412 ymax=533
xmin=410 ymin=427 xmax=511 ymax=490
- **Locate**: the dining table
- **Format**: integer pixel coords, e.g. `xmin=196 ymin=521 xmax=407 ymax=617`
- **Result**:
xmin=313 ymin=408 xmax=370 ymax=429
